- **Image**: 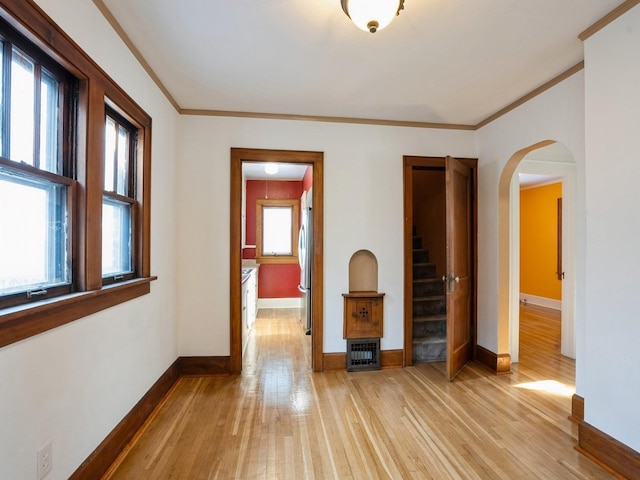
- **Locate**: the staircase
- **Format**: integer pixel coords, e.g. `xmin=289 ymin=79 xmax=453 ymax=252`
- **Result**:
xmin=412 ymin=232 xmax=447 ymax=363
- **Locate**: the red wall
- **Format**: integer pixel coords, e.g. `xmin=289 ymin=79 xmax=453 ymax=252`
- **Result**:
xmin=302 ymin=166 xmax=312 ymax=194
xmin=245 ymin=180 xmax=303 ymax=299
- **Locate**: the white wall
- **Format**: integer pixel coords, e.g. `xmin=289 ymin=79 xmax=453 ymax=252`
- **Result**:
xmin=0 ymin=1 xmax=179 ymax=479
xmin=476 ymin=72 xmax=586 ymax=374
xmin=175 ymin=116 xmax=475 ymax=355
xmin=583 ymin=4 xmax=640 ymax=452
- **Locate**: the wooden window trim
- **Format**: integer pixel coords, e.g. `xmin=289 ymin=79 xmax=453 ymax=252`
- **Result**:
xmin=0 ymin=0 xmax=154 ymax=348
xmin=255 ymin=199 xmax=299 ymax=265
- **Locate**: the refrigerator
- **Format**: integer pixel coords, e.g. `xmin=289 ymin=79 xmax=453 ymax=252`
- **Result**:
xmin=298 ymin=189 xmax=312 ymax=335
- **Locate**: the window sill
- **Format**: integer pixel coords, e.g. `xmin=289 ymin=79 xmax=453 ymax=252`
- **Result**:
xmin=256 ymin=256 xmax=299 ymax=265
xmin=0 ymin=276 xmax=157 ymax=349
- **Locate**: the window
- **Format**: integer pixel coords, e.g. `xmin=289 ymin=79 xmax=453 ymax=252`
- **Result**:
xmin=255 ymin=199 xmax=299 ymax=264
xmin=0 ymin=6 xmax=154 ymax=349
xmin=0 ymin=21 xmax=75 ymax=308
xmin=102 ymin=108 xmax=136 ymax=284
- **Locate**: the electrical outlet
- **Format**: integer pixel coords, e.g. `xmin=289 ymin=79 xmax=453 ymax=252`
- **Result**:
xmin=37 ymin=441 xmax=52 ymax=479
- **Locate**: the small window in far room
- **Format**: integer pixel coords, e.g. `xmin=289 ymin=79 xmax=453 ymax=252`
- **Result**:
xmin=256 ymin=199 xmax=299 ymax=264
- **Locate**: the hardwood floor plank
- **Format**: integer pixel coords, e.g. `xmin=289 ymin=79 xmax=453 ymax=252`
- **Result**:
xmin=104 ymin=307 xmax=613 ymax=479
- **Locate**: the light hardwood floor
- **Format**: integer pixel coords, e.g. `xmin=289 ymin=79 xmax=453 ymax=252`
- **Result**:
xmin=104 ymin=306 xmax=612 ymax=479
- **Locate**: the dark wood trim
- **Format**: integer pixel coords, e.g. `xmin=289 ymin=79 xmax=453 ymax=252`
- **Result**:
xmin=569 ymin=394 xmax=584 ymax=424
xmin=69 ymin=359 xmax=180 ymax=480
xmin=323 ymin=353 xmax=347 ymax=373
xmin=475 ymin=345 xmax=512 ymax=375
xmin=475 ymin=62 xmax=584 ymax=129
xmin=0 ymin=278 xmax=156 ymax=349
xmin=381 ymin=349 xmax=403 ymax=369
xmin=577 ymin=421 xmax=640 ymax=480
xmin=0 ymin=0 xmax=155 ymax=347
xmin=230 ymin=148 xmax=324 ymax=373
xmin=91 ymin=0 xmax=180 ymax=111
xmin=579 ymin=0 xmax=640 ymax=41
xmin=181 ymin=108 xmax=475 ymax=131
xmin=179 ymin=356 xmax=231 ymax=376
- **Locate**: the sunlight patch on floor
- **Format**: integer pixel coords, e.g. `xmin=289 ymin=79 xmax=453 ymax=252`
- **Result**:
xmin=514 ymin=380 xmax=575 ymax=397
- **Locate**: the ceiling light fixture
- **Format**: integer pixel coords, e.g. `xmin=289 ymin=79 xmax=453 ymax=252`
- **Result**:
xmin=264 ymin=163 xmax=279 ymax=175
xmin=341 ymin=0 xmax=405 ymax=33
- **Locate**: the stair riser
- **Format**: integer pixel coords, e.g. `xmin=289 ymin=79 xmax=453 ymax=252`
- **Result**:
xmin=412 ymin=341 xmax=446 ymax=363
xmin=412 ymin=236 xmax=423 ymax=249
xmin=413 ymin=281 xmax=444 ymax=297
xmin=413 ymin=264 xmax=436 ymax=279
xmin=413 ymin=298 xmax=446 ymax=316
xmin=413 ymin=250 xmax=430 ymax=264
xmin=413 ymin=320 xmax=446 ymax=338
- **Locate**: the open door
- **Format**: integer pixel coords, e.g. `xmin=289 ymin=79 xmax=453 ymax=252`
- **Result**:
xmin=445 ymin=156 xmax=473 ymax=380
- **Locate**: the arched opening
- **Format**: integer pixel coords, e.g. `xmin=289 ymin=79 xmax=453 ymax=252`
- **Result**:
xmin=498 ymin=140 xmax=577 ymax=363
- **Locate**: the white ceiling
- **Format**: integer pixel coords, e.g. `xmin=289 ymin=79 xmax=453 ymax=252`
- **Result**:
xmin=99 ymin=0 xmax=622 ymax=126
xmin=243 ymin=162 xmax=308 ymax=181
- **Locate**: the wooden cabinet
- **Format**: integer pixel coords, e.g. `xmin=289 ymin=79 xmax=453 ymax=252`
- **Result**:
xmin=342 ymin=292 xmax=384 ymax=339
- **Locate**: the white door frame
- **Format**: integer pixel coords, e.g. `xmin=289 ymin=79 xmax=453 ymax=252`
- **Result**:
xmin=509 ymin=157 xmax=576 ymax=362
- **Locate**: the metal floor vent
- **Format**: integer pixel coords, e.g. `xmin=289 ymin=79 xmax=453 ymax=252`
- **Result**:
xmin=347 ymin=338 xmax=380 ymax=371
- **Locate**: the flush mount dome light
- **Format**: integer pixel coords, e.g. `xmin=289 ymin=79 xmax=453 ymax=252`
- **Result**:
xmin=341 ymin=0 xmax=405 ymax=33
xmin=264 ymin=163 xmax=279 ymax=175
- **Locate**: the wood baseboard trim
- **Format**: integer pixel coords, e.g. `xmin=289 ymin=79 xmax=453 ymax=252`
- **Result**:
xmin=475 ymin=345 xmax=511 ymax=374
xmin=577 ymin=420 xmax=640 ymax=479
xmin=70 ymin=356 xmax=229 ymax=479
xmin=323 ymin=349 xmax=404 ymax=372
xmin=569 ymin=394 xmax=584 ymax=423
xmin=323 ymin=352 xmax=347 ymax=372
xmin=69 ymin=359 xmax=180 ymax=480
xmin=179 ymin=356 xmax=231 ymax=376
xmin=381 ymin=349 xmax=404 ymax=369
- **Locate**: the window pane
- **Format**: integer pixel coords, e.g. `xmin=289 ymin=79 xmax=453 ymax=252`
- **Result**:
xmin=102 ymin=197 xmax=132 ymax=276
xmin=40 ymin=69 xmax=60 ymax=173
xmin=0 ymin=170 xmax=69 ymax=294
xmin=116 ymin=125 xmax=129 ymax=196
xmin=10 ymin=47 xmax=35 ymax=166
xmin=263 ymin=206 xmax=292 ymax=255
xmin=0 ymin=42 xmax=4 ymax=155
xmin=104 ymin=117 xmax=116 ymax=192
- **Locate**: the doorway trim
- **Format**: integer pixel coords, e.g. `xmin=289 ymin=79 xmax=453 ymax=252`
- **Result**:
xmin=403 ymin=156 xmax=478 ymax=368
xmin=230 ymin=148 xmax=324 ymax=374
xmin=498 ymin=140 xmax=577 ymax=363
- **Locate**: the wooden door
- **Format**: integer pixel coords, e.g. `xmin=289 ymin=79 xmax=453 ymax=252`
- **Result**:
xmin=445 ymin=156 xmax=473 ymax=380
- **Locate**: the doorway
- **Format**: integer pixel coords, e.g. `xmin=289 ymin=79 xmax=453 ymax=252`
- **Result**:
xmin=230 ymin=148 xmax=324 ymax=374
xmin=403 ymin=156 xmax=478 ymax=380
xmin=498 ymin=141 xmax=576 ymax=365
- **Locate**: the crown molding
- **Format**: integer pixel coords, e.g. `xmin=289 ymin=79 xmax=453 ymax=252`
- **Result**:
xmin=579 ymin=0 xmax=640 ymax=41
xmin=92 ymin=1 xmax=623 ymax=131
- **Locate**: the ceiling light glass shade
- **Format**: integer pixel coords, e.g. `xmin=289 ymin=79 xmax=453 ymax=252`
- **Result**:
xmin=341 ymin=0 xmax=404 ymax=33
xmin=264 ymin=163 xmax=279 ymax=175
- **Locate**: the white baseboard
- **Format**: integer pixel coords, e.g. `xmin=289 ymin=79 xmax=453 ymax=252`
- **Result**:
xmin=257 ymin=298 xmax=302 ymax=309
xmin=519 ymin=293 xmax=561 ymax=311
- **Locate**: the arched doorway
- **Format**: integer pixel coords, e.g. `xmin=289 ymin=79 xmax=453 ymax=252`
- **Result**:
xmin=498 ymin=141 xmax=577 ymax=363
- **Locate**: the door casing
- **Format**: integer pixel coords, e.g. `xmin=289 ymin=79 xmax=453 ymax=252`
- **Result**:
xmin=403 ymin=156 xmax=478 ymax=371
xmin=230 ymin=148 xmax=324 ymax=374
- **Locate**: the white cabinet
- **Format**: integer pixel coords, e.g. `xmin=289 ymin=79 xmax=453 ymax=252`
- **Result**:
xmin=241 ymin=268 xmax=257 ymax=354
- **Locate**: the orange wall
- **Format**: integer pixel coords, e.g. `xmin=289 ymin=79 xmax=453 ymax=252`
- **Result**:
xmin=520 ymin=182 xmax=562 ymax=300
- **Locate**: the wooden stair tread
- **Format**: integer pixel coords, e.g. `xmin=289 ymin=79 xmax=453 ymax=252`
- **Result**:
xmin=413 ymin=278 xmax=442 ymax=284
xmin=414 ymin=295 xmax=445 ymax=301
xmin=413 ymin=315 xmax=447 ymax=323
xmin=412 ymin=335 xmax=446 ymax=344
